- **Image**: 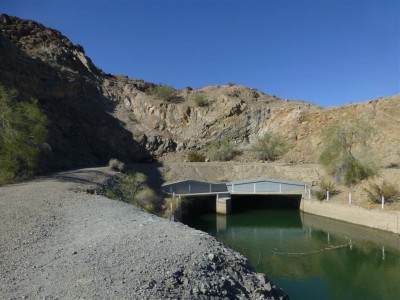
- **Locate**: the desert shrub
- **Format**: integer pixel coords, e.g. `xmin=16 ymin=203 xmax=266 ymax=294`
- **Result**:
xmin=187 ymin=151 xmax=206 ymax=162
xmin=251 ymin=132 xmax=289 ymax=161
xmin=191 ymin=92 xmax=208 ymax=107
xmin=104 ymin=172 xmax=140 ymax=201
xmin=135 ymin=172 xmax=148 ymax=183
xmin=207 ymin=137 xmax=240 ymax=161
xmin=386 ymin=162 xmax=399 ymax=169
xmin=151 ymin=85 xmax=177 ymax=102
xmin=161 ymin=197 xmax=174 ymax=218
xmin=318 ymin=120 xmax=376 ymax=186
xmin=127 ymin=111 xmax=138 ymax=123
xmin=103 ymin=172 xmax=162 ymax=214
xmin=0 ymin=85 xmax=48 ymax=185
xmin=314 ymin=180 xmax=340 ymax=201
xmin=227 ymin=89 xmax=240 ymax=97
xmin=364 ymin=181 xmax=400 ymax=204
xmin=164 ymin=196 xmax=193 ymax=215
xmin=227 ymin=82 xmax=237 ymax=86
xmin=342 ymin=155 xmax=376 ymax=186
xmin=134 ymin=188 xmax=162 ymax=213
xmin=108 ymin=158 xmax=125 ymax=172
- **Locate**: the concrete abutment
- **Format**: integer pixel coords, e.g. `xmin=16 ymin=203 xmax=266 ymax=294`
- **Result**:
xmin=216 ymin=197 xmax=232 ymax=215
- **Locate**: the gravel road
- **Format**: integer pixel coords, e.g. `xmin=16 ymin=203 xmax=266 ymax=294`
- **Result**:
xmin=0 ymin=167 xmax=288 ymax=299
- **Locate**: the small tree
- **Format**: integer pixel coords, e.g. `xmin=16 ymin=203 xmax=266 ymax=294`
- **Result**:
xmin=0 ymin=85 xmax=48 ymax=185
xmin=251 ymin=132 xmax=289 ymax=161
xmin=318 ymin=119 xmax=376 ymax=186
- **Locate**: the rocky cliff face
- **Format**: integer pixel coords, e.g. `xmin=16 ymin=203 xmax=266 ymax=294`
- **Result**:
xmin=1 ymin=14 xmax=399 ymax=171
xmin=0 ymin=14 xmax=152 ymax=172
xmin=108 ymin=79 xmax=400 ymax=166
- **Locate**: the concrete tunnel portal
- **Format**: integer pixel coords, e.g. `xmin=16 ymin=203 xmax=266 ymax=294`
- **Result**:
xmin=161 ymin=179 xmax=305 ymax=214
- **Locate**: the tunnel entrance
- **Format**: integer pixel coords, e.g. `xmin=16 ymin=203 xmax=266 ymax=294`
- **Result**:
xmin=231 ymin=194 xmax=302 ymax=212
xmin=181 ymin=194 xmax=302 ymax=219
xmin=180 ymin=195 xmax=216 ymax=216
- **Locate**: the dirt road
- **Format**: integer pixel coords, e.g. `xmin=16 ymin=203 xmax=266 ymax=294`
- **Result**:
xmin=0 ymin=167 xmax=287 ymax=299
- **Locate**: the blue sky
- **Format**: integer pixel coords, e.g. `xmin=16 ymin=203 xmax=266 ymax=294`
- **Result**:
xmin=2 ymin=0 xmax=399 ymax=107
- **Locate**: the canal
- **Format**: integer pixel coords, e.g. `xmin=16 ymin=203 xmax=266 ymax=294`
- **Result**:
xmin=182 ymin=208 xmax=400 ymax=299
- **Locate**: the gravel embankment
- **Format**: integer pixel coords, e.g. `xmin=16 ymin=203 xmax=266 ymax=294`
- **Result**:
xmin=0 ymin=168 xmax=288 ymax=299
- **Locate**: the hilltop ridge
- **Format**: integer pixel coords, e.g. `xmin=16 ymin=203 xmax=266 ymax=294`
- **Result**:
xmin=1 ymin=14 xmax=399 ymax=172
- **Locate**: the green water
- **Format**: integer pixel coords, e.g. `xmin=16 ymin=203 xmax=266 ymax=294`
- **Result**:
xmin=183 ymin=210 xmax=400 ymax=300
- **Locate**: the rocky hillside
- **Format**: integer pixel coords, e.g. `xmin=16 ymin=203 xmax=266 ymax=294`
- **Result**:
xmin=1 ymin=14 xmax=399 ymax=171
xmin=0 ymin=14 xmax=153 ymax=172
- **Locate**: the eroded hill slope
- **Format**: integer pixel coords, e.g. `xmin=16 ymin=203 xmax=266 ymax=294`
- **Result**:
xmin=1 ymin=14 xmax=399 ymax=171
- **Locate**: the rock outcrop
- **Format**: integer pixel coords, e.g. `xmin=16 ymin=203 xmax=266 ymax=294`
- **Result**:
xmin=0 ymin=14 xmax=152 ymax=172
xmin=1 ymin=14 xmax=399 ymax=171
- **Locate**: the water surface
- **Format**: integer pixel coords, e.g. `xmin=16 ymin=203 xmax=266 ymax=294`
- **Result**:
xmin=183 ymin=209 xmax=400 ymax=300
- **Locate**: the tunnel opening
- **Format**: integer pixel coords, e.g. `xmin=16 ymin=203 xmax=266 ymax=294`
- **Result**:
xmin=180 ymin=194 xmax=302 ymax=219
xmin=181 ymin=195 xmax=215 ymax=217
xmin=231 ymin=194 xmax=302 ymax=212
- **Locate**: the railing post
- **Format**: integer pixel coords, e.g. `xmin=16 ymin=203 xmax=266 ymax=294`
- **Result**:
xmin=232 ymin=183 xmax=234 ymax=193
xmin=253 ymin=183 xmax=256 ymax=193
xmin=349 ymin=192 xmax=352 ymax=205
xmin=189 ymin=184 xmax=191 ymax=194
xmin=210 ymin=183 xmax=212 ymax=193
xmin=327 ymin=191 xmax=330 ymax=201
xmin=308 ymin=188 xmax=311 ymax=200
xmin=279 ymin=184 xmax=282 ymax=193
xmin=382 ymin=196 xmax=385 ymax=210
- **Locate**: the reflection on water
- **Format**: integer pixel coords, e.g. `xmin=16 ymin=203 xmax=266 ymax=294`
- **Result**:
xmin=183 ymin=210 xmax=400 ymax=300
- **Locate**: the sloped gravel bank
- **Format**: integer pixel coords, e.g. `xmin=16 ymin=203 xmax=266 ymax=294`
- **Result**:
xmin=0 ymin=168 xmax=288 ymax=299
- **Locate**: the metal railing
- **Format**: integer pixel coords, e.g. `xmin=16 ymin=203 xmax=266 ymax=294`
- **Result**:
xmin=162 ymin=179 xmax=305 ymax=196
xmin=226 ymin=179 xmax=304 ymax=194
xmin=161 ymin=180 xmax=228 ymax=195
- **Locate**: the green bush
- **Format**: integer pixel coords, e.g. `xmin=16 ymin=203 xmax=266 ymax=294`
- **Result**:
xmin=151 ymin=85 xmax=177 ymax=102
xmin=343 ymin=155 xmax=375 ymax=186
xmin=364 ymin=181 xmax=400 ymax=204
xmin=0 ymin=85 xmax=48 ymax=185
xmin=207 ymin=137 xmax=240 ymax=161
xmin=187 ymin=151 xmax=206 ymax=162
xmin=251 ymin=132 xmax=289 ymax=161
xmin=191 ymin=92 xmax=208 ymax=107
xmin=103 ymin=172 xmax=163 ymax=214
xmin=314 ymin=179 xmax=340 ymax=201
xmin=318 ymin=120 xmax=376 ymax=186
